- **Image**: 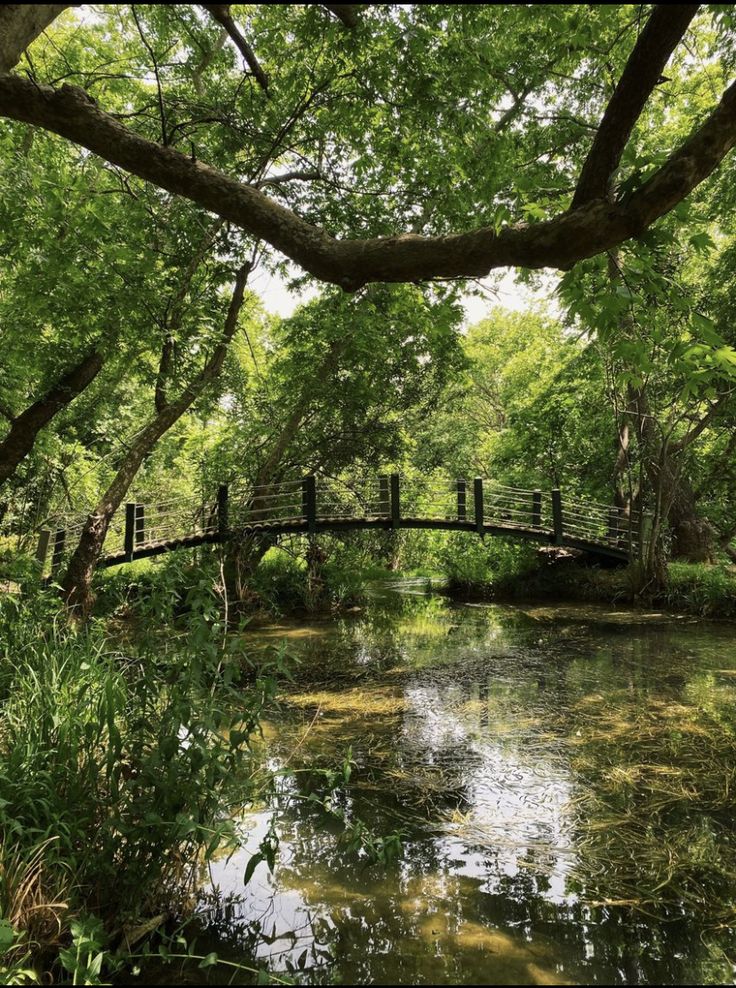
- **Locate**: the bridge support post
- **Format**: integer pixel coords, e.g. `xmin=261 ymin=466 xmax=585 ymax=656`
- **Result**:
xmin=551 ymin=489 xmax=564 ymax=545
xmin=51 ymin=528 xmax=66 ymax=575
xmin=125 ymin=502 xmax=136 ymax=562
xmin=457 ymin=480 xmax=467 ymax=521
xmin=35 ymin=529 xmax=51 ymax=574
xmin=378 ymin=475 xmax=390 ymax=517
xmin=532 ymin=490 xmax=542 ymax=528
xmin=390 ymin=474 xmax=401 ymax=530
xmin=302 ymin=475 xmax=317 ymax=535
xmin=217 ymin=484 xmax=229 ymax=540
xmin=474 ymin=477 xmax=484 ymax=535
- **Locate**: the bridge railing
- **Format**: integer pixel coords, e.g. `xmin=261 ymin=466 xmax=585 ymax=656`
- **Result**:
xmin=30 ymin=474 xmax=645 ymax=575
xmin=230 ymin=480 xmax=306 ymax=528
xmin=311 ymin=477 xmax=388 ymax=521
xmin=561 ymin=496 xmax=642 ymax=553
xmin=482 ymin=484 xmax=553 ymax=531
xmin=127 ymin=494 xmax=220 ymax=551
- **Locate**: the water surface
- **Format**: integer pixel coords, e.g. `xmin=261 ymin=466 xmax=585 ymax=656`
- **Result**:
xmin=198 ymin=586 xmax=736 ymax=984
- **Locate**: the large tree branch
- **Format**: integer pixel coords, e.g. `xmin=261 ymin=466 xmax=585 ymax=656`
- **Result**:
xmin=201 ymin=4 xmax=268 ymax=92
xmin=1 ymin=72 xmax=736 ymax=290
xmin=670 ymin=391 xmax=733 ymax=452
xmin=0 ymin=349 xmax=104 ymax=486
xmin=0 ymin=4 xmax=72 ymax=72
xmin=322 ymin=5 xmax=361 ymax=29
xmin=572 ymin=4 xmax=700 ymax=208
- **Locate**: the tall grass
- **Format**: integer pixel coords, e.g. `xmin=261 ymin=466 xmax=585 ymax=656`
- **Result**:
xmin=661 ymin=563 xmax=736 ymax=618
xmin=431 ymin=532 xmax=538 ymax=593
xmin=0 ymin=583 xmax=279 ymax=984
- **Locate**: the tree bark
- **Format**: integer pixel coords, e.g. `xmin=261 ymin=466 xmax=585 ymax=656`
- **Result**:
xmin=0 ymin=4 xmax=71 ymax=72
xmin=572 ymin=5 xmax=699 ymax=207
xmin=661 ymin=466 xmax=715 ymax=562
xmin=0 ymin=350 xmax=104 ymax=486
xmin=322 ymin=5 xmax=361 ymax=29
xmin=201 ymin=5 xmax=269 ymax=91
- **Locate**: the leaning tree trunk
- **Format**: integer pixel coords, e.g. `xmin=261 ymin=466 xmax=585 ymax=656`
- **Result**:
xmin=61 ymin=265 xmax=249 ymax=616
xmin=0 ymin=350 xmax=104 ymax=486
xmin=61 ymin=401 xmax=191 ymax=614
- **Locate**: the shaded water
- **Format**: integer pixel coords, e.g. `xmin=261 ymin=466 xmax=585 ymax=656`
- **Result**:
xmin=197 ymin=586 xmax=736 ymax=984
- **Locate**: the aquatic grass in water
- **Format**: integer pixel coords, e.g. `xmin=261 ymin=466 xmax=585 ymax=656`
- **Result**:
xmin=214 ymin=596 xmax=736 ymax=984
xmin=0 ymin=590 xmax=280 ymax=984
xmin=566 ymin=686 xmax=736 ymax=923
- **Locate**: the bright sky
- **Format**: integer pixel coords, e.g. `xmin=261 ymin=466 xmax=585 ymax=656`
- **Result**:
xmin=251 ymin=265 xmax=558 ymax=326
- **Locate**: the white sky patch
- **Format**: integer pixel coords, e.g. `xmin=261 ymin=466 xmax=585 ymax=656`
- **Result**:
xmin=461 ymin=269 xmax=560 ymax=325
xmin=253 ymin=265 xmax=560 ymax=326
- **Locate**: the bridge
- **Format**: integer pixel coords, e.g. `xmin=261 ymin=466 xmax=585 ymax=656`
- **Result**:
xmin=32 ymin=475 xmax=643 ymax=578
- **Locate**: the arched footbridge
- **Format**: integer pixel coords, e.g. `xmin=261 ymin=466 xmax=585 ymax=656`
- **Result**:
xmin=34 ymin=475 xmax=644 ymax=577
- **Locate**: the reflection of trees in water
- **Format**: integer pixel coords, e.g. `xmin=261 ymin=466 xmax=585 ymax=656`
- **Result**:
xmin=233 ymin=601 xmax=736 ymax=984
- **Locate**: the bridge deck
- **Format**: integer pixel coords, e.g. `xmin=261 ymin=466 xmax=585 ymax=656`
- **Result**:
xmin=98 ymin=514 xmax=633 ymax=568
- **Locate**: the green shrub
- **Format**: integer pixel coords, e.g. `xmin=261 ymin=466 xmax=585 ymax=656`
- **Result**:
xmin=662 ymin=563 xmax=736 ymax=618
xmin=433 ymin=532 xmax=538 ymax=591
xmin=250 ymin=548 xmax=309 ymax=612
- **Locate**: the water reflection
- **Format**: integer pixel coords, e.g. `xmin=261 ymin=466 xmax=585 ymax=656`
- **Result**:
xmin=200 ymin=590 xmax=736 ymax=985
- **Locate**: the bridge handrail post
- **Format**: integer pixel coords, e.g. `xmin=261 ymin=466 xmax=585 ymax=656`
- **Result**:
xmin=474 ymin=477 xmax=484 ymax=535
xmin=302 ymin=475 xmax=317 ymax=535
xmin=551 ymin=489 xmax=564 ymax=545
xmin=35 ymin=529 xmax=51 ymax=575
xmin=532 ymin=490 xmax=542 ymax=528
xmin=607 ymin=507 xmax=620 ymax=543
xmin=125 ymin=502 xmax=136 ymax=562
xmin=457 ymin=480 xmax=467 ymax=521
xmin=51 ymin=528 xmax=66 ymax=575
xmin=217 ymin=484 xmax=229 ymax=540
xmin=390 ymin=473 xmax=401 ymax=530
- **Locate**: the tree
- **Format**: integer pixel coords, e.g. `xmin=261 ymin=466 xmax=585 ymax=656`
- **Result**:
xmin=0 ymin=5 xmax=734 ymax=292
xmin=198 ymin=282 xmax=464 ymax=599
xmin=61 ymin=260 xmax=252 ymax=614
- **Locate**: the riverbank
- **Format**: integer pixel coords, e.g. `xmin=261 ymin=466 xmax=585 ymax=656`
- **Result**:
xmin=443 ymin=556 xmax=736 ymax=620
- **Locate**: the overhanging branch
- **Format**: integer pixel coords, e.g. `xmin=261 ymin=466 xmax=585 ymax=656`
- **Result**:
xmin=0 ymin=4 xmax=72 ymax=72
xmin=1 ymin=72 xmax=735 ymax=289
xmin=572 ymin=4 xmax=700 ymax=207
xmin=201 ymin=4 xmax=269 ymax=92
xmin=322 ymin=5 xmax=361 ymax=29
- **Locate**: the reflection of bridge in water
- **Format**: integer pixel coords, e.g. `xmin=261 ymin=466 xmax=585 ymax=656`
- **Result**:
xmin=35 ymin=474 xmax=643 ymax=576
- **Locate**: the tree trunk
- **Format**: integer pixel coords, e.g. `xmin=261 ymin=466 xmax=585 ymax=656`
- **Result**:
xmin=667 ymin=476 xmax=715 ymax=563
xmin=61 ymin=265 xmax=249 ymax=616
xmin=0 ymin=350 xmax=104 ymax=486
xmin=60 ymin=401 xmax=192 ymax=614
xmin=223 ymin=533 xmax=272 ymax=605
